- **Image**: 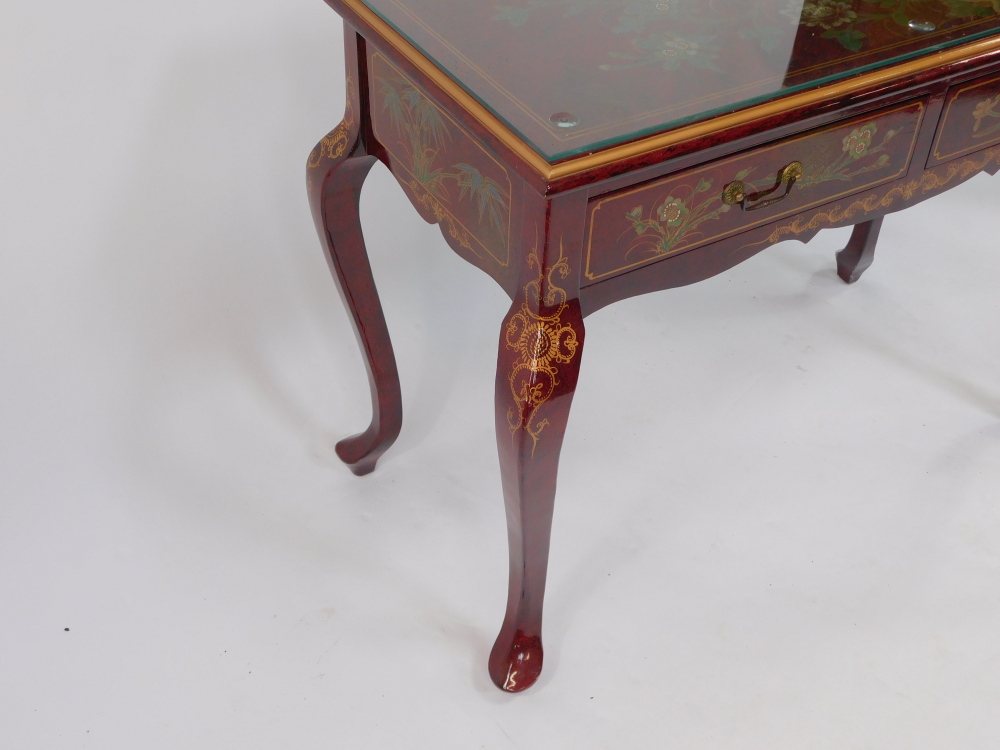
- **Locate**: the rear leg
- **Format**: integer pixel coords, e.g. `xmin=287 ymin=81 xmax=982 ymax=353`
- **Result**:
xmin=836 ymin=217 xmax=884 ymax=284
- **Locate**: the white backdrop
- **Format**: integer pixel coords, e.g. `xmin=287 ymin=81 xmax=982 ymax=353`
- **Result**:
xmin=3 ymin=1 xmax=1000 ymax=747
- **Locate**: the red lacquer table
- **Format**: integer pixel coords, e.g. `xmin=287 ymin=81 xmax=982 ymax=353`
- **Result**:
xmin=307 ymin=0 xmax=1000 ymax=691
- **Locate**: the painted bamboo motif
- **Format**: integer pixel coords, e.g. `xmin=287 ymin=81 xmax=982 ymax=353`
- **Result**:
xmin=371 ymin=56 xmax=513 ymax=266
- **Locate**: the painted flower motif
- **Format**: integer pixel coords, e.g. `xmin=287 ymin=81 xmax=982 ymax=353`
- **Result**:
xmin=653 ymin=34 xmax=720 ymax=70
xmin=661 ymin=38 xmax=701 ymax=58
xmin=973 ymin=95 xmax=1000 ymax=131
xmin=842 ymin=123 xmax=877 ymax=159
xmin=657 ymin=197 xmax=688 ymax=226
xmin=798 ymin=0 xmax=858 ymax=29
xmin=603 ymin=31 xmax=721 ymax=72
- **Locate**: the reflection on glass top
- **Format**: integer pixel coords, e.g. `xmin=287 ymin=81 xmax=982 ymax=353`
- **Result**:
xmin=358 ymin=0 xmax=1000 ymax=160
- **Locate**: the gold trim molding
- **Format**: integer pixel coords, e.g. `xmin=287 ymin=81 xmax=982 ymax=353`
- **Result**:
xmin=340 ymin=0 xmax=1000 ymax=182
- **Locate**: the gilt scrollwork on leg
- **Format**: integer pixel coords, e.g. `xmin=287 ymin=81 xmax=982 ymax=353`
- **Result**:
xmin=490 ymin=244 xmax=585 ymax=692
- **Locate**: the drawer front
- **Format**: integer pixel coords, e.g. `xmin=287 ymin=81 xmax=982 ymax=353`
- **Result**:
xmin=583 ymin=101 xmax=925 ymax=285
xmin=929 ymin=71 xmax=1000 ymax=167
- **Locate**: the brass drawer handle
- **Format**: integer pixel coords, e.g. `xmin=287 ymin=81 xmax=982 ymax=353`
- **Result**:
xmin=723 ymin=161 xmax=804 ymax=212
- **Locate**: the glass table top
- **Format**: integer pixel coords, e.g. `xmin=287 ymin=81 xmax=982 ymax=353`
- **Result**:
xmin=357 ymin=0 xmax=1000 ymax=161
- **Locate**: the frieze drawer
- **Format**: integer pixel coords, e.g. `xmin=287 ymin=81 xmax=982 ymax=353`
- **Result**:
xmin=583 ymin=100 xmax=926 ymax=286
xmin=929 ymin=71 xmax=1000 ymax=167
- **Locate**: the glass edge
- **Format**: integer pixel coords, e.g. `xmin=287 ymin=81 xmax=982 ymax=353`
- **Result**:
xmin=358 ymin=6 xmax=560 ymax=158
xmin=548 ymin=26 xmax=1000 ymax=162
xmin=359 ymin=4 xmax=997 ymax=165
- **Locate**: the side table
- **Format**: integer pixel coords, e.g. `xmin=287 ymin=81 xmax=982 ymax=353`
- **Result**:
xmin=306 ymin=0 xmax=1000 ymax=691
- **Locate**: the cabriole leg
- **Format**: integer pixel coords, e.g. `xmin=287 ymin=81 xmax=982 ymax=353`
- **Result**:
xmin=489 ymin=250 xmax=586 ymax=692
xmin=836 ymin=217 xmax=884 ymax=284
xmin=307 ymin=31 xmax=401 ymax=476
